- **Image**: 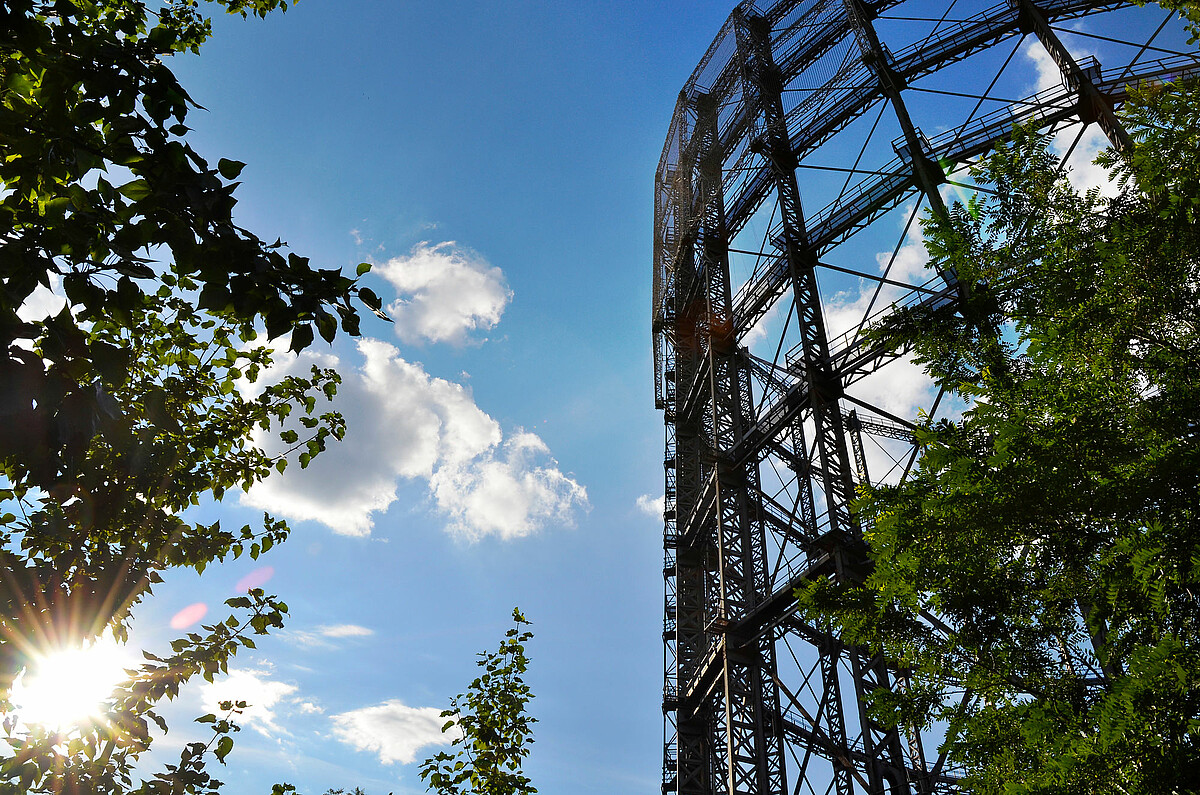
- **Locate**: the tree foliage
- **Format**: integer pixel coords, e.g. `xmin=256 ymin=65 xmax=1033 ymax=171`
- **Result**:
xmin=795 ymin=10 xmax=1200 ymax=793
xmin=0 ymin=0 xmax=382 ymax=789
xmin=420 ymin=609 xmax=538 ymax=795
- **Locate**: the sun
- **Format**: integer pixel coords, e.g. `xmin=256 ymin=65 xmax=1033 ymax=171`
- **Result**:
xmin=10 ymin=635 xmax=135 ymax=732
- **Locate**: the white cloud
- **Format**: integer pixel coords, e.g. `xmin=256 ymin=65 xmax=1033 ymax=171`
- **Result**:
xmin=1022 ymin=41 xmax=1117 ymax=196
xmin=823 ymin=228 xmax=934 ymax=345
xmin=1026 ymin=37 xmax=1067 ymax=95
xmin=199 ymin=668 xmax=299 ymax=737
xmin=284 ymin=623 xmax=376 ymax=649
xmin=376 ymin=241 xmax=512 ymax=345
xmin=430 ymin=430 xmax=589 ymax=542
xmin=819 ymin=223 xmax=940 ymax=435
xmin=241 ymin=338 xmax=588 ymax=540
xmin=743 ymin=297 xmax=787 ymax=353
xmin=636 ymin=494 xmax=665 ymax=518
xmin=330 ymin=700 xmax=458 ymax=765
xmin=318 ymin=624 xmax=374 ymax=639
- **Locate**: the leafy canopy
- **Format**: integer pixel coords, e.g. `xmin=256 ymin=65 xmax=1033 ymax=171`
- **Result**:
xmin=1 ymin=0 xmax=383 ymax=790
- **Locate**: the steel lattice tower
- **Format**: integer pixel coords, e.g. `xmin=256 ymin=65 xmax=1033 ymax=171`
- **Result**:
xmin=651 ymin=2 xmax=1199 ymax=794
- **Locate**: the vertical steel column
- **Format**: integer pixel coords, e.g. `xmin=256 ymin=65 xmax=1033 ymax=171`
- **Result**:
xmin=669 ymin=91 xmax=713 ymax=795
xmin=693 ymin=89 xmax=788 ymax=795
xmin=847 ymin=410 xmax=870 ymax=487
xmin=734 ymin=10 xmax=921 ymax=794
xmin=731 ymin=12 xmax=866 ymax=795
xmin=732 ymin=10 xmax=859 ymax=545
xmin=659 ymin=148 xmax=682 ymax=795
xmin=843 ymin=0 xmax=950 ymax=221
xmin=1009 ymin=0 xmax=1134 ymax=151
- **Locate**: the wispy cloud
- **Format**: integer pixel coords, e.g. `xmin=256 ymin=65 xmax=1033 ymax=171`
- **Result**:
xmin=284 ymin=623 xmax=376 ymax=649
xmin=330 ymin=700 xmax=459 ymax=765
xmin=318 ymin=624 xmax=374 ymax=639
xmin=376 ymin=241 xmax=512 ymax=346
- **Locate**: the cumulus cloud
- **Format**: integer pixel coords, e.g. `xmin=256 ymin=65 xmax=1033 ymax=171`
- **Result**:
xmin=330 ymin=700 xmax=458 ymax=765
xmin=828 ymin=231 xmax=940 ymax=419
xmin=199 ymin=668 xmax=299 ymax=737
xmin=430 ymin=430 xmax=589 ymax=542
xmin=375 ymin=241 xmax=512 ymax=345
xmin=636 ymin=494 xmax=665 ymax=518
xmin=817 ymin=219 xmax=940 ymax=468
xmin=241 ymin=338 xmax=588 ymax=540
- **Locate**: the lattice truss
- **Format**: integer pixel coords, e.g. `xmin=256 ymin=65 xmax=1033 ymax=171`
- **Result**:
xmin=651 ymin=2 xmax=1199 ymax=794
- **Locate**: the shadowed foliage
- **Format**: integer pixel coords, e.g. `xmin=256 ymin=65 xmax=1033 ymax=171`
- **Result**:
xmin=795 ymin=6 xmax=1200 ymax=792
xmin=1 ymin=0 xmax=384 ymax=790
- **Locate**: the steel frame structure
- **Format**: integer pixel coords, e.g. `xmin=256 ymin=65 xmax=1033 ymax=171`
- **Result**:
xmin=651 ymin=2 xmax=1199 ymax=794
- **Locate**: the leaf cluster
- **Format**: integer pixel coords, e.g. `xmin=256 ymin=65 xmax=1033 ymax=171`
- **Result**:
xmin=0 ymin=0 xmax=383 ymax=790
xmin=794 ymin=34 xmax=1200 ymax=795
xmin=2 ymin=589 xmax=287 ymax=793
xmin=419 ymin=609 xmax=538 ymax=795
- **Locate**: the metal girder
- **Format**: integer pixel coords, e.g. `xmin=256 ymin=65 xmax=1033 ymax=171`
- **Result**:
xmin=1009 ymin=0 xmax=1133 ymax=150
xmin=735 ymin=9 xmax=859 ymax=540
xmin=719 ymin=0 xmax=1138 ymax=241
xmin=729 ymin=53 xmax=1195 ymax=344
xmin=654 ymin=3 xmax=1194 ymax=794
xmin=664 ymin=89 xmax=786 ymax=795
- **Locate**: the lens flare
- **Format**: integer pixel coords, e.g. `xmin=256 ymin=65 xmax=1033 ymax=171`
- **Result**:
xmin=235 ymin=565 xmax=274 ymax=593
xmin=170 ymin=601 xmax=209 ymax=630
xmin=10 ymin=636 xmax=134 ymax=732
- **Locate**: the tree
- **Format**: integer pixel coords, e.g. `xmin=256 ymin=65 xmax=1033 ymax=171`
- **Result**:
xmin=1 ymin=0 xmax=384 ymax=790
xmin=794 ymin=9 xmax=1200 ymax=793
xmin=420 ymin=609 xmax=538 ymax=795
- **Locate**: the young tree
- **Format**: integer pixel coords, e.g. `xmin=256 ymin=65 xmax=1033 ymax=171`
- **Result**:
xmin=795 ymin=10 xmax=1200 ymax=794
xmin=1 ymin=0 xmax=383 ymax=789
xmin=420 ymin=609 xmax=538 ymax=795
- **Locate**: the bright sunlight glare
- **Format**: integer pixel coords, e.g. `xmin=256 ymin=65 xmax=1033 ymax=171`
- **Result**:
xmin=10 ymin=635 xmax=135 ymax=732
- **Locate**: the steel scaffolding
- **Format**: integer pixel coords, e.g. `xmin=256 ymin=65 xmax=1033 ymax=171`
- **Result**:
xmin=651 ymin=2 xmax=1199 ymax=793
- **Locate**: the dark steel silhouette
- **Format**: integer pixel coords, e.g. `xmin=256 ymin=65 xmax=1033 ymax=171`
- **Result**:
xmin=652 ymin=2 xmax=1197 ymax=793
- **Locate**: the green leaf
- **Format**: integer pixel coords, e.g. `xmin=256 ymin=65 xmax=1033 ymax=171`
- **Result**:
xmin=215 ymin=735 xmax=234 ymax=763
xmin=359 ymin=287 xmax=382 ymax=311
xmin=218 ymin=158 xmax=246 ymax=179
xmin=290 ymin=323 xmax=314 ymax=352
xmin=117 ymin=178 xmax=153 ymax=200
xmin=316 ymin=311 xmax=337 ymax=344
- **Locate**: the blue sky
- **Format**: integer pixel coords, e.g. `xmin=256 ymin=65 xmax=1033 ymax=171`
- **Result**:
xmin=128 ymin=3 xmax=737 ymax=793
xmin=9 ymin=2 xmax=1196 ymax=794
